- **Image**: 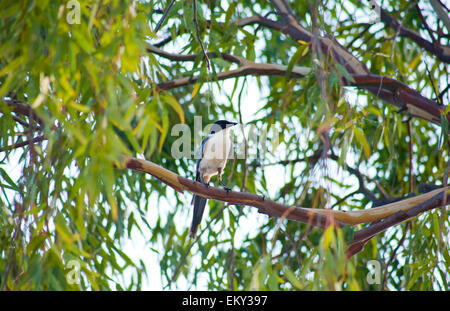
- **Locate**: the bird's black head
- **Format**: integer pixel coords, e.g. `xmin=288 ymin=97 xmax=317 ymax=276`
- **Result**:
xmin=213 ymin=120 xmax=238 ymax=129
xmin=209 ymin=120 xmax=238 ymax=135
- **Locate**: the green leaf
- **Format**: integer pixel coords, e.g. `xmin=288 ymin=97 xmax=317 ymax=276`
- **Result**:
xmin=283 ymin=267 xmax=303 ymax=289
xmin=353 ymin=127 xmax=371 ymax=158
xmin=0 ymin=167 xmax=18 ymax=191
xmin=225 ymin=2 xmax=237 ymax=25
xmin=27 ymin=234 xmax=48 ymax=254
xmin=285 ymin=44 xmax=309 ymax=80
xmin=162 ymin=93 xmax=185 ymax=123
xmin=335 ymin=63 xmax=355 ymax=83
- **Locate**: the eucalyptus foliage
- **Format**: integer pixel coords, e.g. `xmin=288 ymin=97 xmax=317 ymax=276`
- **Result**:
xmin=0 ymin=0 xmax=449 ymax=290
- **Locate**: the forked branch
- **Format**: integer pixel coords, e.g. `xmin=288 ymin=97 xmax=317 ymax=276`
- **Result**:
xmin=119 ymin=155 xmax=450 ymax=257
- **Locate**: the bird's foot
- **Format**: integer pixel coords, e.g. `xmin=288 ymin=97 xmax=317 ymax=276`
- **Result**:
xmin=219 ymin=179 xmax=230 ymax=192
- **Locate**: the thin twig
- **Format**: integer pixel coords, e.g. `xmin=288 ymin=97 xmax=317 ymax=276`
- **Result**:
xmin=381 ymin=222 xmax=410 ymax=289
xmin=251 ymin=152 xmax=379 ymax=205
xmin=237 ymin=82 xmax=248 ymax=192
xmin=5 ymin=99 xmax=43 ymax=125
xmin=425 ymin=61 xmax=442 ymax=105
xmin=415 ymin=3 xmax=437 ymax=44
xmin=146 ymin=44 xmax=244 ymax=64
xmin=438 ymin=84 xmax=450 ymax=103
xmin=408 ymin=118 xmax=414 ymax=193
xmin=154 ymin=34 xmax=173 ymax=48
xmin=12 ymin=115 xmax=30 ymax=128
xmin=192 ymin=0 xmax=210 ymax=70
xmin=330 ymin=189 xmax=359 ymax=209
xmin=345 ymin=23 xmax=373 ymax=49
xmin=168 ymin=204 xmax=228 ymax=288
xmin=272 ymin=224 xmax=312 ymax=260
xmin=154 ymin=0 xmax=176 ymax=34
xmin=389 ymin=2 xmax=419 ymax=82
xmin=0 ymin=135 xmax=46 ymax=153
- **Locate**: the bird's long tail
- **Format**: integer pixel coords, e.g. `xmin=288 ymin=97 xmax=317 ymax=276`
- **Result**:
xmin=189 ymin=194 xmax=207 ymax=239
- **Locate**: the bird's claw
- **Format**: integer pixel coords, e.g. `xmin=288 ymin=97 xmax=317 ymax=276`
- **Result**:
xmin=219 ymin=179 xmax=229 ymax=192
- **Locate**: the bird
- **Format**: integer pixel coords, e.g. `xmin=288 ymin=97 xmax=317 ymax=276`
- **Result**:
xmin=189 ymin=120 xmax=238 ymax=238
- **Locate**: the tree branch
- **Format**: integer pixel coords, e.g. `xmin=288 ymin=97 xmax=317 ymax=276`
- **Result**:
xmin=346 ymin=190 xmax=450 ymax=257
xmin=265 ymin=0 xmax=447 ymax=123
xmin=150 ymin=49 xmax=445 ymax=124
xmin=146 ymin=44 xmax=244 ymax=65
xmin=429 ymin=0 xmax=450 ymax=34
xmin=120 ymin=156 xmax=449 ymax=229
xmin=4 ymin=98 xmax=43 ymax=126
xmin=379 ymin=7 xmax=450 ymax=64
xmin=0 ymin=135 xmax=45 ymax=153
xmin=154 ymin=0 xmax=175 ymax=34
xmin=192 ymin=0 xmax=210 ymax=70
xmin=120 ymin=155 xmax=339 ymax=229
xmin=415 ymin=4 xmax=437 ymax=44
xmin=309 ymin=187 xmax=449 ymax=225
xmin=155 ymin=60 xmax=311 ymax=91
xmin=149 ymin=1 xmax=447 ymax=125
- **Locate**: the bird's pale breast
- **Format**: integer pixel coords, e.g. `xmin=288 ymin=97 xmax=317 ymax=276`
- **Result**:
xmin=199 ymin=128 xmax=233 ymax=181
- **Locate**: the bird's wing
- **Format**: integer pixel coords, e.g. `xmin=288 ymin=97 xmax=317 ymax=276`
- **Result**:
xmin=194 ymin=135 xmax=211 ymax=162
xmin=191 ymin=135 xmax=210 ymax=204
xmin=201 ymin=135 xmax=211 ymax=155
xmin=194 ymin=158 xmax=201 ymax=182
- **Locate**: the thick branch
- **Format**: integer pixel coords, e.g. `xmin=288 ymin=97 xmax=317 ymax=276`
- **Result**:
xmin=120 ymin=155 xmax=338 ymax=229
xmin=150 ymin=47 xmax=445 ymax=124
xmin=349 ymin=75 xmax=444 ymax=124
xmin=149 ymin=2 xmax=446 ymax=124
xmin=270 ymin=0 xmax=369 ymax=75
xmin=346 ymin=190 xmax=450 ymax=257
xmin=310 ymin=187 xmax=449 ymax=225
xmin=120 ymin=156 xmax=449 ymax=227
xmin=231 ymin=15 xmax=284 ymax=30
xmin=429 ymin=0 xmax=450 ymax=34
xmin=265 ymin=0 xmax=447 ymax=124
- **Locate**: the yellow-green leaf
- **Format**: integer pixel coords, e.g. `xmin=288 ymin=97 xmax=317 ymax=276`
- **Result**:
xmin=354 ymin=127 xmax=371 ymax=158
xmin=191 ymin=83 xmax=201 ymax=99
xmin=163 ymin=93 xmax=185 ymax=123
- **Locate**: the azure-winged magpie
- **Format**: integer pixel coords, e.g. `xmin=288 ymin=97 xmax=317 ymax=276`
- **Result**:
xmin=189 ymin=120 xmax=237 ymax=238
